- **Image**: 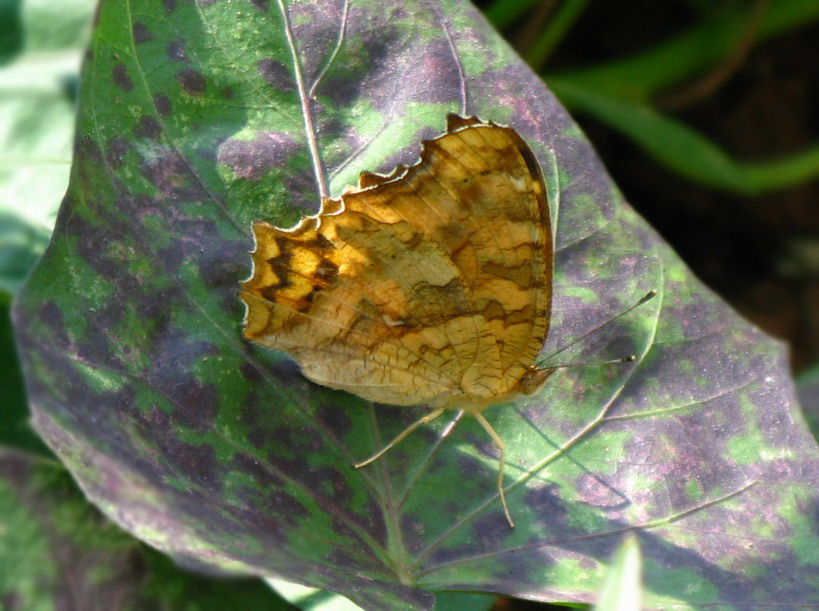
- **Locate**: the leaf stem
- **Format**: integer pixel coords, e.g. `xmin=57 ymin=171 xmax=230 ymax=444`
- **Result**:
xmin=277 ymin=0 xmax=329 ymax=201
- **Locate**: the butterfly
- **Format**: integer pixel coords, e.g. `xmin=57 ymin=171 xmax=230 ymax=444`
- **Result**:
xmin=240 ymin=115 xmax=555 ymax=526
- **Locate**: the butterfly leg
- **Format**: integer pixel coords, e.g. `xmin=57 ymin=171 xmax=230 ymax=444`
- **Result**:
xmin=472 ymin=412 xmax=514 ymax=528
xmin=355 ymin=407 xmax=446 ymax=469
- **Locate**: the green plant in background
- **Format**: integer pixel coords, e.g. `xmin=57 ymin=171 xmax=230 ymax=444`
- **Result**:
xmin=486 ymin=0 xmax=819 ymax=194
xmin=0 ymin=0 xmax=91 ymax=455
xmin=1 ymin=1 xmax=818 ymax=609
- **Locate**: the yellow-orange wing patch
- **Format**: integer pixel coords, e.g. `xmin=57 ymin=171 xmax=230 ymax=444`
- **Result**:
xmin=240 ymin=115 xmax=552 ymax=411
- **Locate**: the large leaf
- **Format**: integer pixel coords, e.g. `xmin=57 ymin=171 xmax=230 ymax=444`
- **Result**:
xmin=12 ymin=0 xmax=819 ymax=608
xmin=0 ymin=449 xmax=294 ymax=610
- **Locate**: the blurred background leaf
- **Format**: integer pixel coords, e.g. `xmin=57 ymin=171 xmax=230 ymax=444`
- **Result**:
xmin=0 ymin=449 xmax=296 ymax=610
xmin=0 ymin=0 xmax=96 ymax=456
xmin=0 ymin=0 xmax=94 ymax=235
xmin=594 ymin=535 xmax=642 ymax=611
xmin=797 ymin=363 xmax=819 ymax=441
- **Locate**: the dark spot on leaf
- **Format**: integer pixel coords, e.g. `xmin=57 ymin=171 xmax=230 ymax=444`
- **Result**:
xmin=401 ymin=514 xmax=428 ymax=553
xmin=132 ymin=22 xmax=152 ymax=43
xmin=194 ymin=145 xmax=217 ymax=163
xmin=239 ymin=361 xmax=265 ymax=386
xmin=329 ymin=514 xmax=360 ymax=543
xmin=245 ymin=419 xmax=268 ymax=450
xmin=159 ymin=438 xmax=221 ymax=489
xmin=258 ymin=58 xmax=293 ymax=91
xmin=523 ymin=482 xmax=570 ymax=524
xmin=220 ymin=86 xmax=234 ymax=100
xmin=250 ymin=0 xmax=269 ymax=11
xmin=139 ymin=149 xmax=205 ymax=200
xmin=362 ymin=35 xmax=391 ymax=68
xmin=281 ymin=172 xmax=318 ymax=209
xmin=218 ymin=131 xmax=300 ymax=180
xmin=250 ymin=358 xmax=303 ymax=391
xmin=233 ymin=453 xmax=282 ymax=487
xmin=176 ymin=69 xmax=206 ymax=96
xmin=107 ymin=136 xmax=131 ymax=169
xmin=262 ymin=489 xmax=308 ymax=522
xmin=166 ymin=39 xmax=187 ymax=62
xmin=328 ymin=547 xmax=383 ymax=572
xmin=317 ymin=116 xmax=345 ymax=143
xmin=266 ymin=425 xmax=325 ymax=475
xmin=162 ymin=0 xmax=177 ymax=13
xmin=413 ymin=41 xmax=465 ymax=104
xmin=316 ymin=465 xmax=357 ymax=506
xmin=112 ymin=63 xmax=133 ymax=92
xmin=135 ymin=115 xmax=162 ymax=141
xmin=315 ymin=402 xmax=352 ymax=437
xmin=206 ymin=238 xmax=250 ymax=288
xmin=153 ymin=94 xmax=171 ymax=117
xmin=167 ymin=379 xmax=219 ymax=428
xmin=357 ymin=498 xmax=388 ymax=543
xmin=143 ymin=331 xmax=220 ymax=426
xmin=32 ymin=301 xmax=69 ymax=358
xmin=316 ymin=74 xmax=359 ymax=106
xmin=76 ymin=135 xmax=101 ymax=162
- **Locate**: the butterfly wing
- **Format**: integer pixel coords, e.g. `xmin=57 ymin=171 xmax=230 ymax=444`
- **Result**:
xmin=240 ymin=204 xmax=502 ymax=406
xmin=344 ymin=116 xmax=552 ymax=398
xmin=240 ymin=116 xmax=551 ymax=406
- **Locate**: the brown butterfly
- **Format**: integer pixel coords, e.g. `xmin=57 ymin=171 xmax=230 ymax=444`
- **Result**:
xmin=240 ymin=115 xmax=555 ymax=526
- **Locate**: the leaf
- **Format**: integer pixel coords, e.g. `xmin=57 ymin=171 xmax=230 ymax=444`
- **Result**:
xmin=544 ymin=84 xmax=753 ymax=193
xmin=546 ymin=82 xmax=819 ymax=195
xmin=0 ymin=0 xmax=94 ymax=470
xmin=268 ymin=579 xmax=366 ymax=610
xmin=267 ymin=578 xmax=494 ymax=611
xmin=0 ymin=0 xmax=22 ymax=65
xmin=12 ymin=0 xmax=819 ymax=608
xmin=797 ymin=363 xmax=819 ymax=441
xmin=0 ymin=213 xmax=49 ymax=299
xmin=0 ymin=302 xmax=50 ymax=455
xmin=594 ymin=535 xmax=642 ymax=611
xmin=0 ymin=449 xmax=294 ymax=610
xmin=539 ymin=1 xmax=819 ymax=195
xmin=543 ymin=0 xmax=819 ymax=103
xmin=0 ymin=0 xmax=95 ymax=235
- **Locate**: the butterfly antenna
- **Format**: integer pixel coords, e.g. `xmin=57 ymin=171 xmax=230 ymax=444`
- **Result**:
xmin=538 ymin=290 xmax=657 ymax=367
xmin=546 ymin=355 xmax=637 ymax=370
